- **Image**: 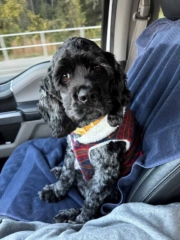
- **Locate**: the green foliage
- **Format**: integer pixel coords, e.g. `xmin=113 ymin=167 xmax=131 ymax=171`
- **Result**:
xmin=80 ymin=0 xmax=102 ymax=26
xmin=0 ymin=0 xmax=102 ymax=59
xmin=0 ymin=0 xmax=47 ymax=34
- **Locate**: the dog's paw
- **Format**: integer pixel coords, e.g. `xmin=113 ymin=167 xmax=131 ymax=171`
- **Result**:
xmin=75 ymin=213 xmax=90 ymax=224
xmin=54 ymin=208 xmax=81 ymax=223
xmin=107 ymin=141 xmax=126 ymax=154
xmin=38 ymin=184 xmax=61 ymax=203
xmin=107 ymin=114 xmax=123 ymax=127
xmin=51 ymin=166 xmax=62 ymax=178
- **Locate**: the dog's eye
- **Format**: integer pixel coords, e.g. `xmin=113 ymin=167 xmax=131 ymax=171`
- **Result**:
xmin=61 ymin=73 xmax=70 ymax=83
xmin=93 ymin=65 xmax=101 ymax=73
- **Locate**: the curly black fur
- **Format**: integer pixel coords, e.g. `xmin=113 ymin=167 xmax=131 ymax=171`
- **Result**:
xmin=38 ymin=37 xmax=131 ymax=223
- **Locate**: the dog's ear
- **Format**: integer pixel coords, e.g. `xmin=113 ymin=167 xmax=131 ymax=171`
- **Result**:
xmin=37 ymin=65 xmax=76 ymax=138
xmin=103 ymin=52 xmax=131 ymax=127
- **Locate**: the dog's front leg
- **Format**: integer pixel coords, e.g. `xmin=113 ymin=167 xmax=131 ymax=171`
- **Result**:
xmin=39 ymin=137 xmax=76 ymax=202
xmin=76 ymin=141 xmax=126 ymax=223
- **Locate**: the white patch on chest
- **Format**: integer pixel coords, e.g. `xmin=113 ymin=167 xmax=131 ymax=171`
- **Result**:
xmin=77 ymin=115 xmax=118 ymax=144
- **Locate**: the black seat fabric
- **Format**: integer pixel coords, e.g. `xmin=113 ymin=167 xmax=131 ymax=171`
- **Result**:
xmin=160 ymin=0 xmax=180 ymax=21
xmin=127 ymin=158 xmax=180 ymax=204
xmin=126 ymin=15 xmax=180 ymax=203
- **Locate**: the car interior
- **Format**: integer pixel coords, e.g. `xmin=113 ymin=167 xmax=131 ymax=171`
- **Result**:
xmin=1 ymin=0 xmax=180 ymax=238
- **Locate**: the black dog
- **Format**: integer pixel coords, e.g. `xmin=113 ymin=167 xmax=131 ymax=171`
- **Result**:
xmin=38 ymin=37 xmax=141 ymax=223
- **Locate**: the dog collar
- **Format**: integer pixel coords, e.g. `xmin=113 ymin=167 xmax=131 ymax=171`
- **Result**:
xmin=73 ymin=116 xmax=104 ymax=135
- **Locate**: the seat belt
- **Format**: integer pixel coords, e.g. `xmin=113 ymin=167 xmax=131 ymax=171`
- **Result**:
xmin=125 ymin=0 xmax=151 ymax=73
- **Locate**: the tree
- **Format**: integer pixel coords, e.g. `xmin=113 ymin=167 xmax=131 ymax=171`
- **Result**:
xmin=0 ymin=0 xmax=102 ymax=59
xmin=80 ymin=0 xmax=102 ymax=26
xmin=0 ymin=0 xmax=48 ymax=34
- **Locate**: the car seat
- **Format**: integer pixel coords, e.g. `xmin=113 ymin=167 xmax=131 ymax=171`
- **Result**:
xmin=126 ymin=0 xmax=180 ymax=204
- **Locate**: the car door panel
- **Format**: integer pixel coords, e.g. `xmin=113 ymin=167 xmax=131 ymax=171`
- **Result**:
xmin=0 ymin=62 xmax=52 ymax=158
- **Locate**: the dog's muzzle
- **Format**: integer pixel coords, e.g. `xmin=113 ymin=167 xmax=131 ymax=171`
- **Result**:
xmin=78 ymin=87 xmax=98 ymax=104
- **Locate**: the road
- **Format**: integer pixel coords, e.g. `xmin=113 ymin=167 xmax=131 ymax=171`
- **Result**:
xmin=0 ymin=56 xmax=52 ymax=84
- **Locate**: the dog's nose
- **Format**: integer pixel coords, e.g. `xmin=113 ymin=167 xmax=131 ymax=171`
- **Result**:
xmin=78 ymin=88 xmax=98 ymax=103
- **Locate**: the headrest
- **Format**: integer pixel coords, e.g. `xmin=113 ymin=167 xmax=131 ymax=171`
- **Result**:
xmin=160 ymin=0 xmax=180 ymax=21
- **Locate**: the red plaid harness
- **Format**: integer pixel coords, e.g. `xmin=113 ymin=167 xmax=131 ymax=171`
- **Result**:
xmin=70 ymin=110 xmax=142 ymax=181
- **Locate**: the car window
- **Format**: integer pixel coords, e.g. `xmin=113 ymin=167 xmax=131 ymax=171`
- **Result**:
xmin=159 ymin=8 xmax=164 ymax=18
xmin=0 ymin=0 xmax=103 ymax=84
